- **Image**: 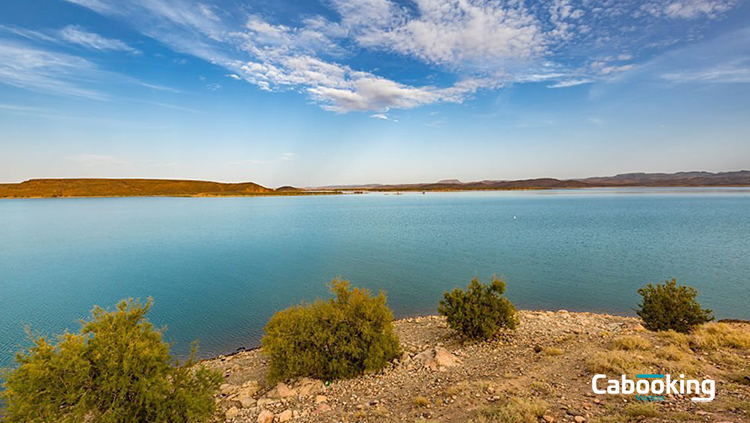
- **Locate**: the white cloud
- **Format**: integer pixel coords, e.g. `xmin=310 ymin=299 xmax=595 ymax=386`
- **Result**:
xmin=0 ymin=41 xmax=106 ymax=99
xmin=548 ymin=79 xmax=593 ymax=88
xmin=661 ymin=66 xmax=750 ymax=83
xmin=663 ymin=0 xmax=738 ymax=19
xmin=330 ymin=0 xmax=545 ymax=70
xmin=59 ymin=25 xmax=141 ymax=54
xmin=55 ymin=0 xmax=745 ymax=112
xmin=370 ymin=113 xmax=389 ymax=120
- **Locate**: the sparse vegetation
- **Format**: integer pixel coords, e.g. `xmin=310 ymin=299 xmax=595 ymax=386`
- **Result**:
xmin=412 ymin=395 xmax=430 ymax=408
xmin=0 ymin=299 xmax=221 ymax=423
xmin=542 ymin=347 xmax=563 ymax=356
xmin=587 ymin=350 xmax=646 ymax=375
xmin=690 ymin=322 xmax=750 ymax=350
xmin=471 ymin=397 xmax=548 ymax=423
xmin=611 ymin=335 xmax=652 ymax=351
xmin=623 ymin=402 xmax=661 ymax=419
xmin=438 ymin=275 xmax=518 ymax=341
xmin=262 ymin=279 xmax=400 ymax=383
xmin=636 ymin=279 xmax=713 ymax=333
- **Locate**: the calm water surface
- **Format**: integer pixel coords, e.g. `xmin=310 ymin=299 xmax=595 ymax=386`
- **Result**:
xmin=1 ymin=188 xmax=749 ymax=369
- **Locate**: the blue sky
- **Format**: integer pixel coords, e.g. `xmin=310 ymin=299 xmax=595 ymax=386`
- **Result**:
xmin=1 ymin=0 xmax=749 ymax=187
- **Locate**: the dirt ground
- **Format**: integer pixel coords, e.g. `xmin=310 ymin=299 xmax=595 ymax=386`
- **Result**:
xmin=204 ymin=310 xmax=750 ymax=423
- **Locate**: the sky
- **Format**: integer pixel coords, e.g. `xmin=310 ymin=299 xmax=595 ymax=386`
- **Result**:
xmin=0 ymin=0 xmax=749 ymax=187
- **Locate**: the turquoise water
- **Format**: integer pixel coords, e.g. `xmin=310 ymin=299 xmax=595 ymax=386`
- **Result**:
xmin=1 ymin=188 xmax=749 ymax=369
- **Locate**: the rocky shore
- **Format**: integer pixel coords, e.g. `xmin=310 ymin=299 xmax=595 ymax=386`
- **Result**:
xmin=203 ymin=311 xmax=750 ymax=423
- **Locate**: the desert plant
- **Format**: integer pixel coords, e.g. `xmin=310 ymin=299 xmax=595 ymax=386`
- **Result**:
xmin=0 ymin=299 xmax=221 ymax=423
xmin=262 ymin=279 xmax=400 ymax=383
xmin=438 ymin=275 xmax=518 ymax=341
xmin=611 ymin=335 xmax=652 ymax=351
xmin=636 ymin=279 xmax=713 ymax=333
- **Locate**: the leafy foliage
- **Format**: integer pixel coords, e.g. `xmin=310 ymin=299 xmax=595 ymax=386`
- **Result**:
xmin=1 ymin=299 xmax=221 ymax=423
xmin=438 ymin=275 xmax=518 ymax=341
xmin=636 ymin=279 xmax=714 ymax=333
xmin=262 ymin=279 xmax=400 ymax=383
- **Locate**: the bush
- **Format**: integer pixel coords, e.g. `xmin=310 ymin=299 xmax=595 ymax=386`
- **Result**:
xmin=438 ymin=275 xmax=518 ymax=341
xmin=262 ymin=279 xmax=400 ymax=383
xmin=636 ymin=279 xmax=713 ymax=333
xmin=1 ymin=299 xmax=221 ymax=423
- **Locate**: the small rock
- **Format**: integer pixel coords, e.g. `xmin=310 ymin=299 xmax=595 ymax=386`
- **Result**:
xmin=542 ymin=415 xmax=555 ymax=423
xmin=275 ymin=382 xmax=297 ymax=398
xmin=277 ymin=409 xmax=293 ymax=422
xmin=238 ymin=395 xmax=256 ymax=408
xmin=316 ymin=402 xmax=332 ymax=413
xmin=574 ymin=416 xmax=585 ymax=423
xmin=297 ymin=378 xmax=324 ymax=396
xmin=257 ymin=409 xmax=274 ymax=423
xmin=225 ymin=406 xmax=240 ymax=420
xmin=315 ymin=395 xmax=328 ymax=404
xmin=220 ymin=384 xmax=235 ymax=396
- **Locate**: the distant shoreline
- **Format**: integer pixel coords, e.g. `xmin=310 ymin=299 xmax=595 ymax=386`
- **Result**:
xmin=1 ymin=172 xmax=748 ymax=199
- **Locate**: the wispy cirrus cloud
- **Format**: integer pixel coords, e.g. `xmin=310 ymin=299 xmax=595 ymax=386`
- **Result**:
xmin=59 ymin=25 xmax=140 ymax=54
xmin=0 ymin=41 xmax=107 ymax=99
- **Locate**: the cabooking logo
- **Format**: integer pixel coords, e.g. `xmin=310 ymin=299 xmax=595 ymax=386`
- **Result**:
xmin=592 ymin=374 xmax=715 ymax=402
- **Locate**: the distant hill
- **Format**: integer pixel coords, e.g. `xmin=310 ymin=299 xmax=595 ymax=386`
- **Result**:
xmin=314 ymin=171 xmax=750 ymax=191
xmin=275 ymin=186 xmax=302 ymax=192
xmin=0 ymin=179 xmax=274 ymax=198
xmin=578 ymin=171 xmax=750 ymax=186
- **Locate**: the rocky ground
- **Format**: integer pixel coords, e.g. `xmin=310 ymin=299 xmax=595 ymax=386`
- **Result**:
xmin=203 ymin=311 xmax=750 ymax=423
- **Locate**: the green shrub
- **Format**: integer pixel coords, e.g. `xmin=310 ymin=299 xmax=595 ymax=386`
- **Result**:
xmin=636 ymin=279 xmax=713 ymax=333
xmin=1 ymin=299 xmax=221 ymax=423
xmin=438 ymin=275 xmax=518 ymax=341
xmin=262 ymin=279 xmax=400 ymax=383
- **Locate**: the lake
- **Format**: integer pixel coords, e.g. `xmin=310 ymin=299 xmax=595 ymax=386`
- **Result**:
xmin=1 ymin=188 xmax=749 ymax=369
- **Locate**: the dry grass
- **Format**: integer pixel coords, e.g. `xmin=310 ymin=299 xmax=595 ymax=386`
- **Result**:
xmin=655 ymin=344 xmax=688 ymax=361
xmin=529 ymin=381 xmax=551 ymax=395
xmin=587 ymin=350 xmax=647 ymax=375
xmin=611 ymin=335 xmax=652 ymax=351
xmin=623 ymin=402 xmax=660 ymax=419
xmin=412 ymin=395 xmax=430 ymax=408
xmin=691 ymin=323 xmax=750 ymax=350
xmin=657 ymin=330 xmax=690 ymax=347
xmin=542 ymin=347 xmax=564 ymax=356
xmin=654 ymin=344 xmax=700 ymax=376
xmin=471 ymin=398 xmax=548 ymax=423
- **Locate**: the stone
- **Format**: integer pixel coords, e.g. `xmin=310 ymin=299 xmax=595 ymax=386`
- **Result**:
xmin=277 ymin=409 xmax=293 ymax=422
xmin=414 ymin=347 xmax=462 ymax=371
xmin=220 ymin=384 xmax=235 ymax=396
xmin=434 ymin=347 xmax=462 ymax=367
xmin=225 ymin=406 xmax=239 ymax=420
xmin=239 ymin=380 xmax=260 ymax=397
xmin=542 ymin=415 xmax=555 ymax=423
xmin=297 ymin=378 xmax=324 ymax=396
xmin=257 ymin=409 xmax=274 ymax=423
xmin=315 ymin=395 xmax=328 ymax=404
xmin=316 ymin=402 xmax=332 ymax=413
xmin=238 ymin=395 xmax=256 ymax=408
xmin=574 ymin=416 xmax=586 ymax=423
xmin=275 ymin=382 xmax=297 ymax=398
